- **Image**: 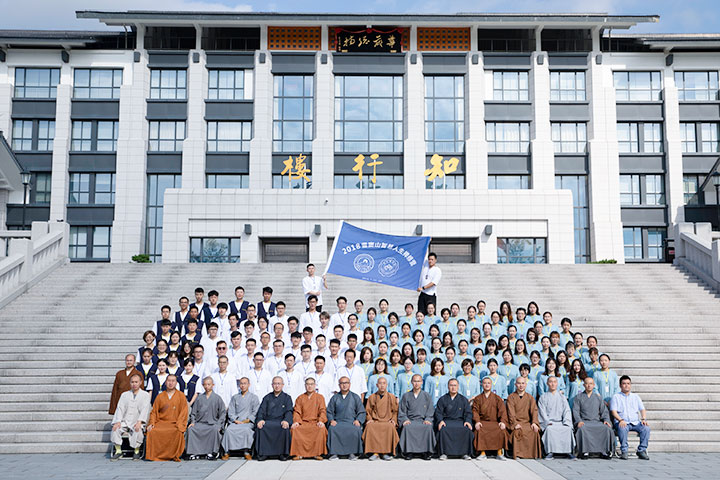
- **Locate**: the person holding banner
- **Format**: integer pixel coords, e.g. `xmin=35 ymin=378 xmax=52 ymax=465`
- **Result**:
xmin=417 ymin=253 xmax=441 ymax=316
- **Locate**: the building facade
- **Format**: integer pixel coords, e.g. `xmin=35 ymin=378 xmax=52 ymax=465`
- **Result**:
xmin=0 ymin=12 xmax=719 ymax=264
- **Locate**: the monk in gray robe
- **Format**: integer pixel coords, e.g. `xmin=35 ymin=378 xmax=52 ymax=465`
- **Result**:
xmin=222 ymin=377 xmax=260 ymax=460
xmin=326 ymin=376 xmax=366 ymax=459
xmin=572 ymin=377 xmax=614 ymax=458
xmin=537 ymin=376 xmax=575 ymax=459
xmin=398 ymin=374 xmax=435 ymax=459
xmin=186 ymin=377 xmax=227 ymax=460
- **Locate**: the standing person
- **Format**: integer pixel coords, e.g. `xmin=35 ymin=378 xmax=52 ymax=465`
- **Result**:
xmin=326 ymin=376 xmax=366 ymax=460
xmin=145 ymin=375 xmax=188 ymax=462
xmin=110 ymin=374 xmax=151 ymax=461
xmin=572 ymin=377 xmax=614 ymax=459
xmin=537 ymin=376 xmax=575 ymax=459
xmin=506 ymin=377 xmax=542 ymax=459
xmin=594 ymin=354 xmax=620 ymax=405
xmin=289 ymin=378 xmax=328 ymax=460
xmin=185 ymin=377 xmax=227 ymax=461
xmin=610 ymin=375 xmax=651 ymax=460
xmin=434 ymin=378 xmax=474 ymax=460
xmin=363 ymin=377 xmax=399 ymax=460
xmin=109 ymin=354 xmax=143 ymax=415
xmin=303 ymin=263 xmax=327 ymax=311
xmin=254 ymin=377 xmax=294 ymax=461
xmin=416 ymin=252 xmax=441 ymax=316
xmin=472 ymin=377 xmax=509 ymax=459
xmin=211 ymin=356 xmax=238 ymax=408
xmin=257 ymin=286 xmax=276 ymax=320
xmin=221 ymin=377 xmax=260 ymax=460
xmin=397 ymin=374 xmax=436 ymax=460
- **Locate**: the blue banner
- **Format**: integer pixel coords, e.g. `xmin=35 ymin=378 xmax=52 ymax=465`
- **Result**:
xmin=325 ymin=221 xmax=431 ymax=290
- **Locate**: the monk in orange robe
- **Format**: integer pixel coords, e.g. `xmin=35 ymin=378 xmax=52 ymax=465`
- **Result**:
xmin=109 ymin=354 xmax=143 ymax=414
xmin=290 ymin=377 xmax=328 ymax=459
xmin=145 ymin=375 xmax=188 ymax=461
xmin=506 ymin=376 xmax=541 ymax=459
xmin=472 ymin=377 xmax=509 ymax=457
xmin=362 ymin=377 xmax=399 ymax=460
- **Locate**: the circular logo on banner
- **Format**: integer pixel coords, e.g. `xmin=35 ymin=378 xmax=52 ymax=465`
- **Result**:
xmin=378 ymin=257 xmax=400 ymax=277
xmin=353 ymin=254 xmax=375 ymax=273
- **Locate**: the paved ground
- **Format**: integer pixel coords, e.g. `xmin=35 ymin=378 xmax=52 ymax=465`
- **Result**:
xmin=0 ymin=454 xmax=718 ymax=479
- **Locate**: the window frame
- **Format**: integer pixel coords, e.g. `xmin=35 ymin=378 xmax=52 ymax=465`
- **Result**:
xmin=492 ymin=71 xmax=529 ymax=101
xmin=675 ymin=71 xmax=719 ymax=102
xmin=68 ymin=172 xmax=116 ymax=205
xmin=190 ymin=238 xmax=241 ymax=263
xmin=424 ymin=75 xmax=465 ymax=154
xmin=207 ymin=121 xmax=252 ymax=153
xmin=497 ymin=238 xmax=547 ymax=264
xmin=550 ymin=71 xmax=586 ymax=102
xmin=273 ymin=75 xmax=314 ymax=153
xmin=613 ymin=71 xmax=663 ymax=102
xmin=208 ymin=69 xmax=245 ymax=100
xmin=148 ymin=121 xmax=186 ymax=152
xmin=14 ymin=67 xmax=60 ymax=99
xmin=73 ymin=68 xmax=123 ymax=99
xmin=149 ymin=69 xmax=187 ymax=100
xmin=486 ymin=122 xmax=530 ymax=153
xmin=551 ymin=122 xmax=587 ymax=153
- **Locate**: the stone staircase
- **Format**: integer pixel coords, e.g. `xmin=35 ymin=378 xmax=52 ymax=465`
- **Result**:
xmin=0 ymin=263 xmax=718 ymax=453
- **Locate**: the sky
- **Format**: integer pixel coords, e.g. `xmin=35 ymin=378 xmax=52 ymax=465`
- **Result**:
xmin=0 ymin=0 xmax=717 ymax=34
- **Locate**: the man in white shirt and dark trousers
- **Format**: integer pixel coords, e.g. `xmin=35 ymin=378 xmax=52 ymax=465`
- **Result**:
xmin=417 ymin=252 xmax=441 ymax=316
xmin=303 ymin=263 xmax=327 ymax=312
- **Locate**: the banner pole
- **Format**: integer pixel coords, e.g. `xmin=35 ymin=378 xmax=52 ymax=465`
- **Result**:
xmin=323 ymin=220 xmax=345 ymax=276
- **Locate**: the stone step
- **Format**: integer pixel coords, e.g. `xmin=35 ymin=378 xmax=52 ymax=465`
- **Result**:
xmin=0 ymin=411 xmax=110 ymax=422
xmin=0 ymin=401 xmax=107 ymax=412
xmin=0 ymin=431 xmax=110 ymax=443
xmin=0 ymin=421 xmax=109 ymax=432
xmin=0 ymin=393 xmax=110 ymax=403
xmin=0 ymin=384 xmax=110 ymax=394
xmin=0 ymin=442 xmax=108 ymax=454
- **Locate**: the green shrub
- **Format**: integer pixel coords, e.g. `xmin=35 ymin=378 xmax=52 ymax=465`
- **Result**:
xmin=590 ymin=259 xmax=617 ymax=264
xmin=131 ymin=254 xmax=151 ymax=263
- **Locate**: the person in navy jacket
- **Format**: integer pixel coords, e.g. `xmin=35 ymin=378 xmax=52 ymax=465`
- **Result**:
xmin=229 ymin=286 xmax=250 ymax=321
xmin=257 ymin=286 xmax=277 ymax=320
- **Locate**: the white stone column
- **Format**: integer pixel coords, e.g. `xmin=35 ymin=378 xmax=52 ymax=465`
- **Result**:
xmin=248 ymin=51 xmax=272 ymax=190
xmin=586 ymin=53 xmax=625 ymax=263
xmin=111 ymin=55 xmax=150 ymax=262
xmin=465 ymin=53 xmax=488 ymax=190
xmin=529 ymin=52 xmax=555 ymax=191
xmin=404 ymin=51 xmax=425 ymax=190
xmin=48 ymin=66 xmax=71 ymax=223
xmin=312 ymin=51 xmax=334 ymax=190
xmin=662 ymin=67 xmax=685 ymax=235
xmin=181 ymin=50 xmax=207 ymax=189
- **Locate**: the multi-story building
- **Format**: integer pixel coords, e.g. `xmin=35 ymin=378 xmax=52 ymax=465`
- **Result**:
xmin=0 ymin=12 xmax=719 ymax=264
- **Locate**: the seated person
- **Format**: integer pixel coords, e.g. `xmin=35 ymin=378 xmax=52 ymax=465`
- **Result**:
xmin=610 ymin=375 xmax=650 ymax=460
xmin=472 ymin=377 xmax=508 ymax=459
xmin=326 ymin=376 xmax=366 ymax=460
xmin=506 ymin=377 xmax=542 ymax=459
xmin=290 ymin=378 xmax=328 ymax=460
xmin=398 ymin=374 xmax=435 ymax=460
xmin=538 ymin=376 xmax=575 ymax=459
xmin=110 ymin=374 xmax=150 ymax=461
xmin=222 ymin=377 xmax=260 ymax=460
xmin=254 ymin=376 xmax=294 ymax=461
xmin=363 ymin=377 xmax=399 ymax=461
xmin=572 ymin=377 xmax=614 ymax=458
xmin=145 ymin=375 xmax=188 ymax=461
xmin=434 ymin=378 xmax=473 ymax=460
xmin=185 ymin=377 xmax=227 ymax=461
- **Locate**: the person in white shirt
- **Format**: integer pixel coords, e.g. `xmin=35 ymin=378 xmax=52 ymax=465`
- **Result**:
xmin=224 ymin=313 xmax=242 ymax=344
xmin=214 ymin=302 xmax=230 ymax=338
xmin=227 ymin=331 xmax=246 ymax=365
xmin=417 ymin=252 xmax=441 ymax=316
xmin=266 ymin=340 xmax=287 ymax=375
xmin=241 ymin=320 xmax=259 ymax=344
xmin=200 ymin=322 xmax=223 ymax=355
xmin=192 ymin=345 xmax=210 ymax=381
xmin=269 ymin=301 xmax=290 ymax=331
xmin=326 ymin=339 xmax=345 ymax=374
xmin=332 ymin=325 xmax=349 ymax=353
xmin=302 ymin=263 xmax=327 ymax=310
xmin=287 ymin=332 xmax=303 ymax=359
xmin=299 ymin=296 xmax=321 ymax=331
xmin=211 ymin=355 xmax=238 ymax=407
xmin=296 ymin=345 xmax=315 ymax=378
xmin=344 ymin=314 xmax=363 ymax=342
xmin=272 ymin=321 xmax=290 ymax=346
xmin=287 ymin=316 xmax=301 ymax=340
xmin=335 ymin=350 xmax=367 ymax=401
xmin=315 ymin=311 xmax=334 ymax=341
xmin=207 ymin=290 xmax=220 ymax=320
xmin=247 ymin=352 xmax=273 ymax=399
xmin=310 ymin=356 xmax=336 ymax=407
xmin=258 ymin=332 xmax=272 ymax=359
xmin=206 ymin=341 xmax=238 ymax=377
xmin=237 ymin=339 xmax=258 ymax=378
xmin=314 ymin=335 xmax=330 ymax=363
xmin=301 ymin=327 xmax=317 ymax=351
xmin=278 ymin=353 xmax=305 ymax=402
xmin=330 ymin=296 xmax=350 ymax=330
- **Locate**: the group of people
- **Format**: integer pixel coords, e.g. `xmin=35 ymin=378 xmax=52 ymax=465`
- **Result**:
xmin=108 ymin=257 xmax=651 ymax=462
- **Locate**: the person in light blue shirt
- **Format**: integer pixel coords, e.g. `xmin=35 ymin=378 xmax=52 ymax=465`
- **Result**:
xmin=480 ymin=323 xmax=494 ymax=350
xmin=558 ymin=318 xmax=574 ymax=348
xmin=358 ymin=327 xmax=377 ymax=357
xmin=537 ymin=357 xmax=566 ymax=397
xmin=386 ymin=312 xmax=401 ymax=337
xmin=454 ymin=319 xmax=471 ymax=345
xmin=593 ymin=354 xmax=620 ymax=404
xmin=362 ymin=307 xmax=382 ymax=334
xmin=396 ymin=357 xmax=416 ymax=397
xmin=499 ymin=349 xmax=520 ymax=394
xmin=499 ymin=301 xmax=513 ymax=327
xmin=549 ymin=332 xmax=563 ymax=356
xmin=412 ymin=349 xmax=431 ymax=381
xmin=353 ymin=299 xmax=367 ymax=325
xmin=424 ymin=358 xmax=450 ymax=406
xmin=483 ymin=339 xmax=500 ymax=366
xmin=514 ymin=363 xmax=537 ymax=397
xmin=434 ymin=307 xmax=454 ymax=336
xmin=443 ymin=347 xmax=462 ymax=378
xmin=457 ymin=358 xmax=482 ymax=400
xmin=512 ymin=307 xmax=530 ymax=339
xmin=525 ymin=329 xmax=541 ymax=354
xmin=368 ymin=358 xmax=396 ymax=396
xmin=358 ymin=347 xmax=375 ymax=385
xmin=376 ymin=299 xmax=390 ymax=326
xmin=539 ymin=336 xmax=553 ymax=365
xmin=513 ymin=339 xmax=530 ymax=367
xmin=574 ymin=332 xmax=588 ymax=358
xmin=489 ymin=311 xmax=504 ymax=339
xmin=566 ymin=359 xmax=590 ymax=408
xmin=456 ymin=340 xmax=472 ymax=364
xmin=387 ymin=349 xmax=403 ymax=382
xmin=506 ymin=326 xmax=519 ymax=350
xmin=581 ymin=336 xmax=602 ymax=365
xmin=449 ymin=303 xmax=462 ymax=324
xmin=483 ymin=358 xmax=508 ymax=400
xmin=610 ymin=375 xmax=650 ymax=460
xmin=399 ymin=303 xmax=415 ymax=326
xmin=425 ymin=303 xmax=441 ymax=326
xmin=475 ymin=300 xmax=490 ymax=324
xmin=542 ymin=311 xmax=560 ymax=337
xmin=565 ymin=342 xmax=580 ymax=362
xmin=428 ymin=337 xmax=444 ymax=361
xmin=412 ymin=311 xmax=431 ymax=338
xmin=526 ymin=301 xmax=542 ymax=325
xmin=465 ymin=306 xmax=482 ymax=333
xmin=472 ymin=348 xmax=489 ymax=379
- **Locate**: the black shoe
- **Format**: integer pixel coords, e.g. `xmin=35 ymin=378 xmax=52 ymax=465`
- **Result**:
xmin=257 ymin=455 xmax=267 ymax=461
xmin=110 ymin=451 xmax=122 ymax=461
xmin=279 ymin=454 xmax=290 ymax=461
xmin=637 ymin=450 xmax=649 ymax=460
xmin=381 ymin=454 xmax=393 ymax=461
xmin=403 ymin=454 xmax=412 ymax=460
xmin=207 ymin=452 xmax=219 ymax=461
xmin=619 ymin=452 xmax=628 ymax=460
xmin=133 ymin=452 xmax=142 ymax=461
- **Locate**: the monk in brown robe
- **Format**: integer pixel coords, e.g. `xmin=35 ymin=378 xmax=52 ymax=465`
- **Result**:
xmin=363 ymin=376 xmax=399 ymax=460
xmin=506 ymin=376 xmax=541 ymax=459
xmin=290 ymin=377 xmax=328 ymax=460
xmin=145 ymin=375 xmax=188 ymax=461
xmin=109 ymin=354 xmax=143 ymax=414
xmin=472 ymin=376 xmax=509 ymax=457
